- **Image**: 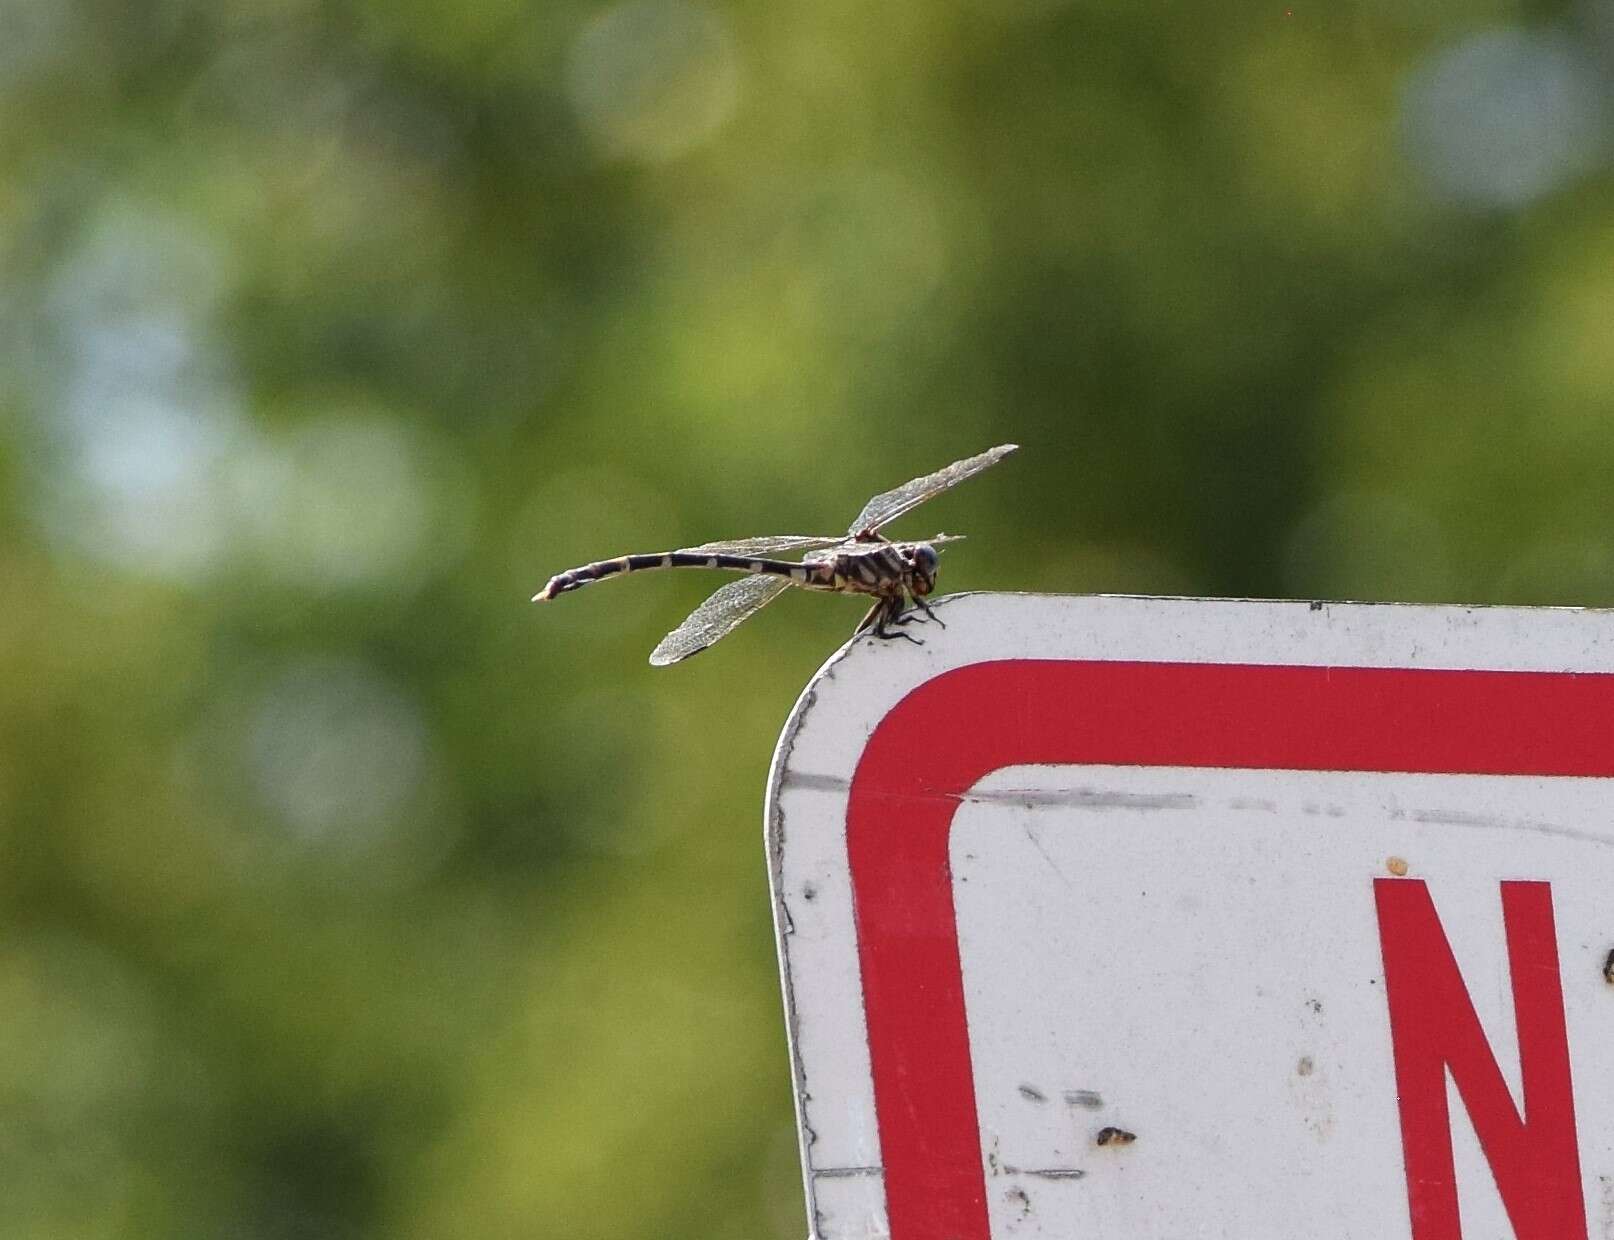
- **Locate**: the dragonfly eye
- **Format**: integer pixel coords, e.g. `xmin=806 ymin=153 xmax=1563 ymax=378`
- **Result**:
xmin=910 ymin=544 xmax=940 ymax=594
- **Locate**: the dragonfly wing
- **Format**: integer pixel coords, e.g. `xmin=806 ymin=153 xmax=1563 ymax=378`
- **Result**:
xmin=849 ymin=443 xmax=1019 ymax=535
xmin=649 ymin=574 xmax=793 ymax=666
xmin=679 ymin=534 xmax=845 ymax=555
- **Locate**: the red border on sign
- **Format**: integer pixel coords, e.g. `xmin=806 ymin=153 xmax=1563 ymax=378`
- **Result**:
xmin=845 ymin=659 xmax=1614 ymax=1240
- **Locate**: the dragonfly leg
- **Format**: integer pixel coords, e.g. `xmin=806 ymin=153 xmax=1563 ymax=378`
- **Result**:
xmin=908 ymin=596 xmax=946 ymax=628
xmin=889 ymin=597 xmax=943 ymax=628
xmin=871 ymin=597 xmax=922 ymax=646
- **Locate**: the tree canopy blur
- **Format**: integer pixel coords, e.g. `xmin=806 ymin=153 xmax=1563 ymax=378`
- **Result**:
xmin=4 ymin=0 xmax=1614 ymax=1236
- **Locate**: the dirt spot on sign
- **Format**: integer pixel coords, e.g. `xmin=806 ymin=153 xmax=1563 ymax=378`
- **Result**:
xmin=1095 ymin=1126 xmax=1136 ymax=1147
xmin=1386 ymin=856 xmax=1409 ymax=876
xmin=1288 ymin=1052 xmax=1336 ymax=1140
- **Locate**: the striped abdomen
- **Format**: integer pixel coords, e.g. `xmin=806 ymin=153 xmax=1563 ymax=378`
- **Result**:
xmin=534 ymin=551 xmax=831 ymax=601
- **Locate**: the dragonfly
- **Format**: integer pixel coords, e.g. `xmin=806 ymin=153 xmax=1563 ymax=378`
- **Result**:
xmin=533 ymin=443 xmax=1018 ymax=666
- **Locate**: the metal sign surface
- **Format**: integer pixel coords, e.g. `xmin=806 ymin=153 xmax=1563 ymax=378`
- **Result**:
xmin=766 ymin=593 xmax=1614 ymax=1240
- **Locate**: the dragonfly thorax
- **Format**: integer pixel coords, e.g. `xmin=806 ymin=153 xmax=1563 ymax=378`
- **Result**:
xmin=820 ymin=541 xmax=940 ymax=599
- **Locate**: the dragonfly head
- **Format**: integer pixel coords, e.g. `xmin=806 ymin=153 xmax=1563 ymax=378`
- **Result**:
xmin=909 ymin=542 xmax=940 ymax=595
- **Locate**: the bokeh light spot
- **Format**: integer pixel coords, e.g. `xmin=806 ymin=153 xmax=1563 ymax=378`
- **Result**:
xmin=233 ymin=412 xmax=474 ymax=593
xmin=565 ymin=0 xmax=740 ymax=163
xmin=1401 ymin=26 xmax=1608 ymax=210
xmin=33 ymin=203 xmax=245 ymax=580
xmin=245 ymin=657 xmax=430 ymax=850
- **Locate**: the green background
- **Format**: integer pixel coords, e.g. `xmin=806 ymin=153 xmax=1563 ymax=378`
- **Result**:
xmin=5 ymin=1 xmax=1613 ymax=1236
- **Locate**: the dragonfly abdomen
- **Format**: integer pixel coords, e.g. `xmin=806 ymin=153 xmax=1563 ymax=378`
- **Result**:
xmin=535 ymin=551 xmax=830 ymax=601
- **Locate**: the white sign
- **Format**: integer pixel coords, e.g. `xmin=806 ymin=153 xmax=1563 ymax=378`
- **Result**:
xmin=766 ymin=593 xmax=1614 ymax=1240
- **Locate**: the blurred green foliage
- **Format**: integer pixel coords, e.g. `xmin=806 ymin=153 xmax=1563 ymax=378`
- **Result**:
xmin=4 ymin=0 xmax=1614 ymax=1235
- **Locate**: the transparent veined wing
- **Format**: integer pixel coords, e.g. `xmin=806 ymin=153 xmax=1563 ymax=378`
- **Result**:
xmin=679 ymin=534 xmax=846 ymax=556
xmin=848 ymin=443 xmax=1019 ymax=535
xmin=649 ymin=574 xmax=793 ymax=666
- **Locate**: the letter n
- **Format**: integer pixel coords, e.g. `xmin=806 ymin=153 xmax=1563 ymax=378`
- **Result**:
xmin=1373 ymin=879 xmax=1586 ymax=1240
